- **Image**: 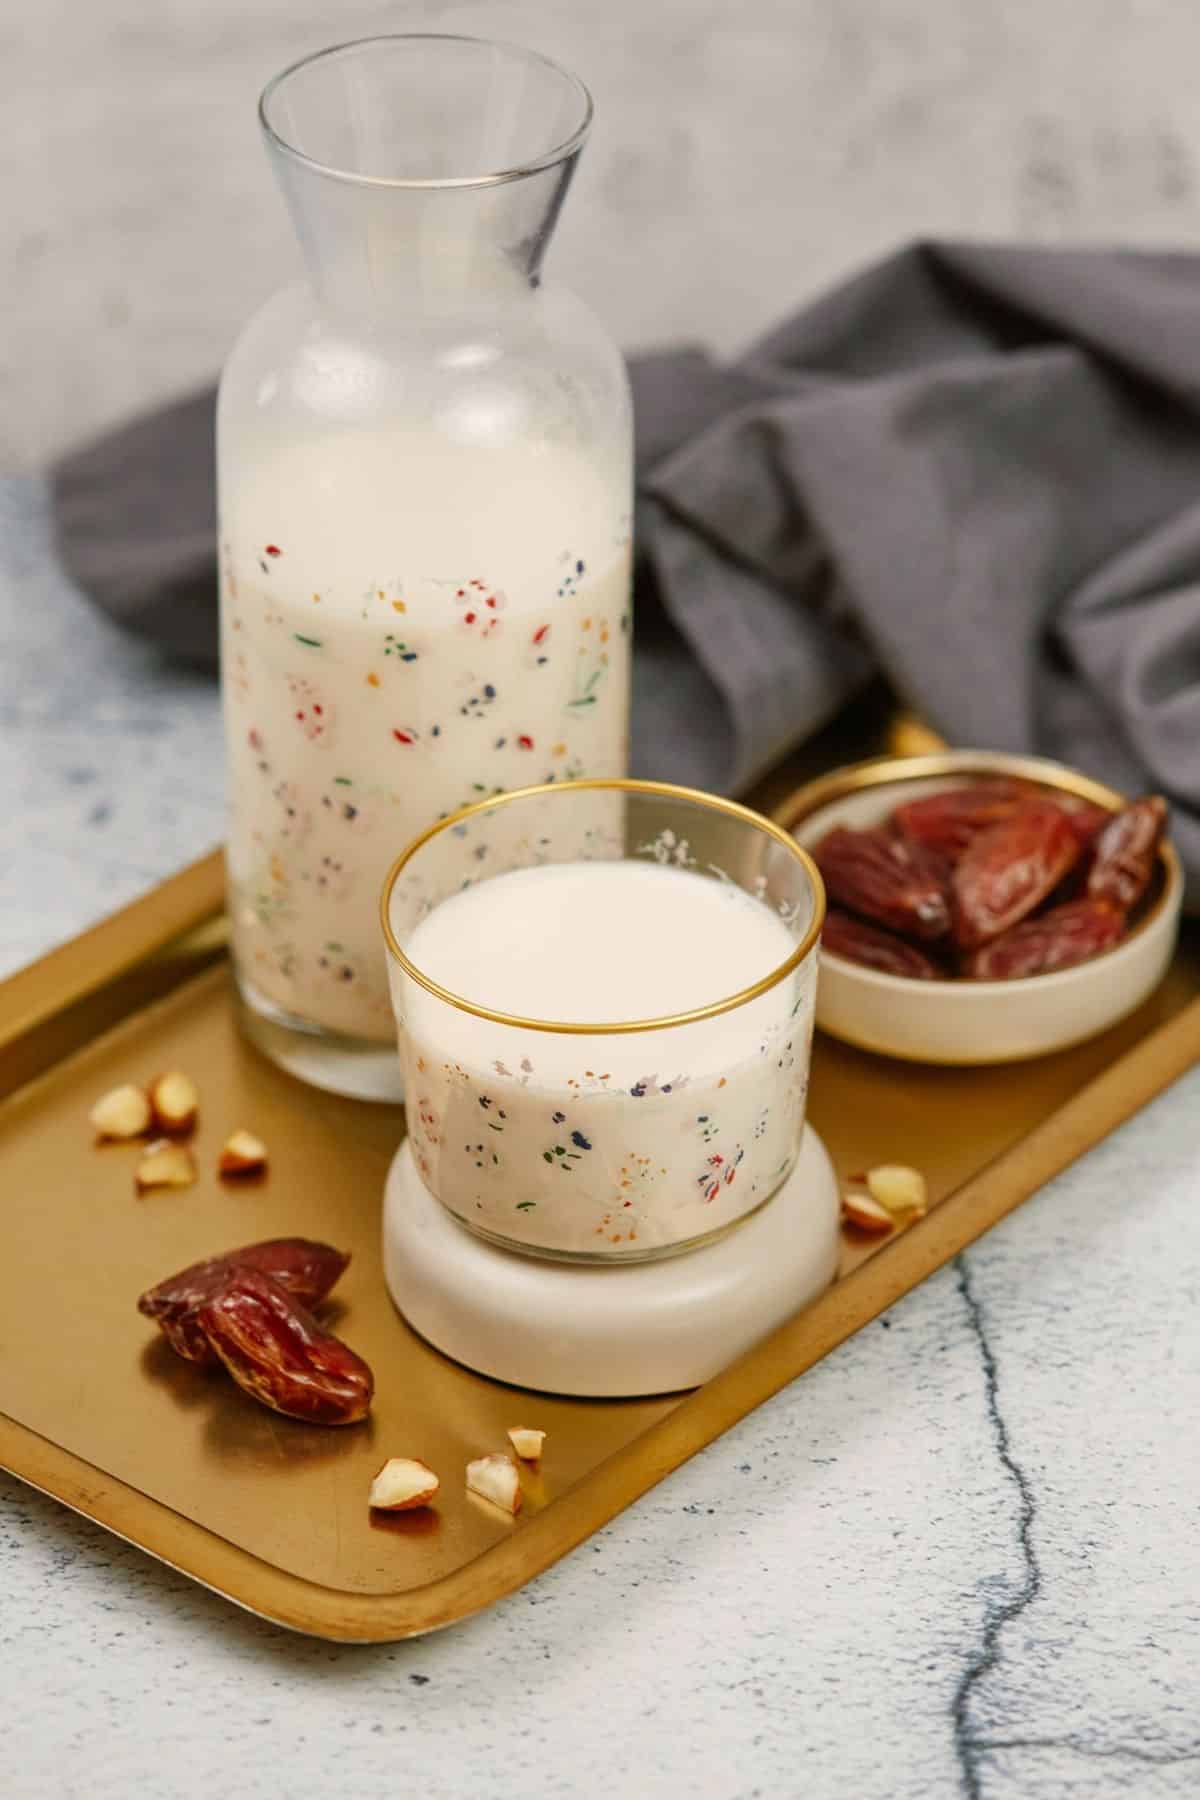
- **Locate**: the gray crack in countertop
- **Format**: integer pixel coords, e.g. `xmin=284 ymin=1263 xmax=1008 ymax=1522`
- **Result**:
xmin=1 ymin=473 xmax=1197 ymax=1799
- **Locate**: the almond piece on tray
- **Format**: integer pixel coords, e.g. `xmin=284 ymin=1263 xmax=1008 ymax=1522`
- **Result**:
xmin=136 ymin=1139 xmax=198 ymax=1193
xmin=90 ymin=1084 xmax=152 ymax=1141
xmin=149 ymin=1071 xmax=200 ymax=1136
xmin=218 ymin=1130 xmax=268 ymax=1179
xmin=507 ymin=1427 xmax=546 ymax=1463
xmin=466 ymin=1453 xmax=523 ymax=1516
xmin=841 ymin=1191 xmax=895 ymax=1234
xmin=369 ymin=1458 xmax=440 ymax=1511
xmin=866 ymin=1164 xmax=928 ymax=1221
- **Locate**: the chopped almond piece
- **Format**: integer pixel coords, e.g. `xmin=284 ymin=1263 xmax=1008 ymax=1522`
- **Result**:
xmin=466 ymin=1453 xmax=522 ymax=1516
xmin=841 ymin=1191 xmax=895 ymax=1234
xmin=90 ymin=1084 xmax=152 ymax=1141
xmin=368 ymin=1458 xmax=440 ymax=1511
xmin=136 ymin=1139 xmax=197 ymax=1193
xmin=866 ymin=1164 xmax=928 ymax=1220
xmin=507 ymin=1427 xmax=546 ymax=1463
xmin=218 ymin=1130 xmax=268 ymax=1179
xmin=148 ymin=1070 xmax=200 ymax=1136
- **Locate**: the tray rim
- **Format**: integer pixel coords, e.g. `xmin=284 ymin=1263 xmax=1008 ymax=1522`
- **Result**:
xmin=3 ymin=850 xmax=1198 ymax=1641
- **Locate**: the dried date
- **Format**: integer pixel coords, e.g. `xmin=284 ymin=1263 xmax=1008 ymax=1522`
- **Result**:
xmin=892 ymin=781 xmax=1028 ymax=860
xmin=952 ymin=800 xmax=1081 ymax=949
xmin=138 ymin=1238 xmax=350 ymax=1365
xmin=965 ymin=899 xmax=1124 ymax=979
xmin=804 ymin=780 xmax=1167 ymax=984
xmin=196 ymin=1268 xmax=373 ymax=1426
xmin=1087 ymin=796 xmax=1167 ymax=912
xmin=1059 ymin=800 xmax=1111 ymax=850
xmin=822 ymin=908 xmax=943 ymax=979
xmin=814 ymin=826 xmax=951 ymax=940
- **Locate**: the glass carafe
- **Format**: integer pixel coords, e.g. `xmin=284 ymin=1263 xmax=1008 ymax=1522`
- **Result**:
xmin=218 ymin=35 xmax=633 ymax=1100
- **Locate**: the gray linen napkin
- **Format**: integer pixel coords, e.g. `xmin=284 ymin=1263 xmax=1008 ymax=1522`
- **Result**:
xmin=52 ymin=241 xmax=1200 ymax=905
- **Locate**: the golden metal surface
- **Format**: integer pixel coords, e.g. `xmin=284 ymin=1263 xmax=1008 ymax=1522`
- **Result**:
xmin=2 ymin=755 xmax=1199 ymax=1640
xmin=379 ymin=777 xmax=826 ymax=1034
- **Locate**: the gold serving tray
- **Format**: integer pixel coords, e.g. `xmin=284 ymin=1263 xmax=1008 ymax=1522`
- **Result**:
xmin=3 ymin=738 xmax=1199 ymax=1642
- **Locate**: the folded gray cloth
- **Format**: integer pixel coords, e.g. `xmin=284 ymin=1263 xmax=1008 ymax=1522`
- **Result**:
xmin=53 ymin=241 xmax=1200 ymax=904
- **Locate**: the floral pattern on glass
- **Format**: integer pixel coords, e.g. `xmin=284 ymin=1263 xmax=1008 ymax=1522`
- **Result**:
xmin=395 ymin=964 xmax=816 ymax=1260
xmin=222 ymin=536 xmax=631 ymax=1042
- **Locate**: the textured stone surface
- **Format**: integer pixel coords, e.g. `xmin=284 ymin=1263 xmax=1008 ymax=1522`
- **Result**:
xmin=2 ymin=475 xmax=1199 ymax=1794
xmin=0 ymin=479 xmax=224 ymax=970
xmin=9 ymin=0 xmax=1200 ymax=467
xmin=6 ymin=2 xmax=1200 ymax=1764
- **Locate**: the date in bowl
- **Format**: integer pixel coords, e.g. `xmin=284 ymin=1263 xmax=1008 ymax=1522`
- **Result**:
xmin=777 ymin=750 xmax=1183 ymax=1065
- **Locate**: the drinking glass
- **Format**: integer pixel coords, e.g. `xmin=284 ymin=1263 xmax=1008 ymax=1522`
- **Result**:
xmin=381 ymin=780 xmax=825 ymax=1262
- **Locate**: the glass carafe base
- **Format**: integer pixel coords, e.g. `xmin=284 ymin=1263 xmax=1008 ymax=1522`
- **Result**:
xmin=235 ymin=976 xmax=403 ymax=1103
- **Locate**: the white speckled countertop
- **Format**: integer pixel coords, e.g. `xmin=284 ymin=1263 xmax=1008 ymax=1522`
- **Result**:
xmin=2 ymin=473 xmax=1199 ymax=1799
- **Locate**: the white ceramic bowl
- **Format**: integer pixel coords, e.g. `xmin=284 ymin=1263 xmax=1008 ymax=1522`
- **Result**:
xmin=778 ymin=750 xmax=1183 ymax=1065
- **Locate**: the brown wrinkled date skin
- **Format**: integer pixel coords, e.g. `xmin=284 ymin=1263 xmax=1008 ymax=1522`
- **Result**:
xmin=893 ymin=780 xmax=1028 ymax=859
xmin=1060 ymin=800 xmax=1111 ymax=851
xmin=814 ymin=826 xmax=951 ymax=941
xmin=952 ymin=801 xmax=1081 ymax=950
xmin=965 ymin=898 xmax=1125 ymax=979
xmin=822 ymin=908 xmax=943 ymax=979
xmin=138 ymin=1238 xmax=351 ymax=1366
xmin=196 ymin=1269 xmax=373 ymax=1426
xmin=1087 ymin=797 xmax=1168 ymax=912
xmin=810 ymin=781 xmax=1168 ymax=983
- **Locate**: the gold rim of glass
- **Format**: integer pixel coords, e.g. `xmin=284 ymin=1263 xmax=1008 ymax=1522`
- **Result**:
xmin=379 ymin=778 xmax=826 ymax=1035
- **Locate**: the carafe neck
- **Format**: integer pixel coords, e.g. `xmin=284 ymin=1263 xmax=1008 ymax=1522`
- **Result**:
xmin=259 ymin=34 xmax=592 ymax=320
xmin=272 ymin=160 xmax=577 ymax=317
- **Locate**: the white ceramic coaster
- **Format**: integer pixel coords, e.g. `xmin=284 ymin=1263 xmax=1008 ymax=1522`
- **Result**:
xmin=382 ymin=1125 xmax=841 ymax=1396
